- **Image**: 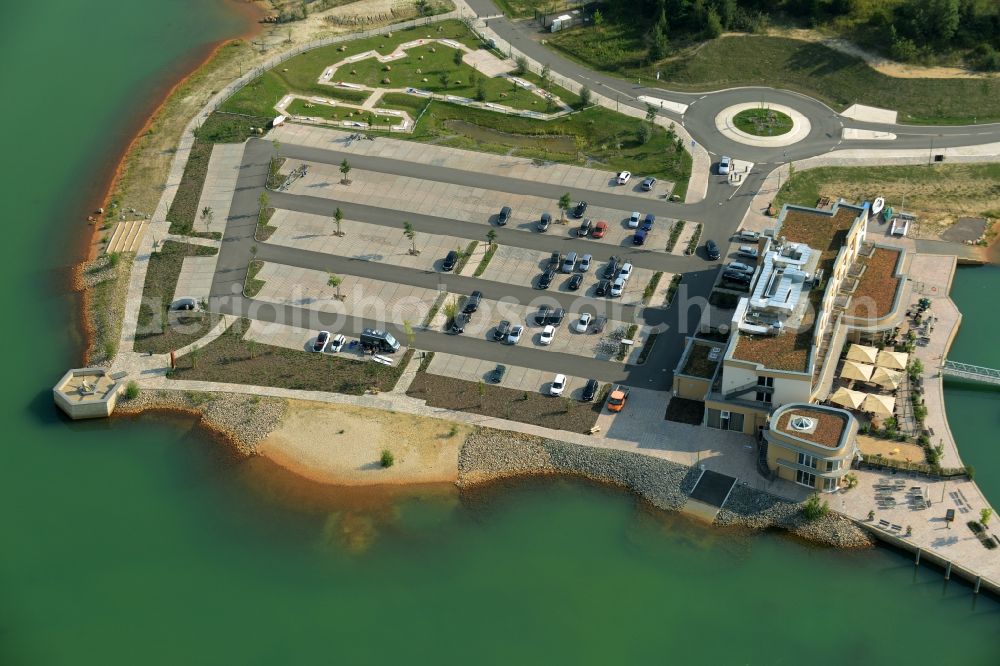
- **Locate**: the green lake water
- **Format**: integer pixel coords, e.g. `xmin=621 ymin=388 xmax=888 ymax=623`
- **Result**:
xmin=2 ymin=1 xmax=999 ymax=664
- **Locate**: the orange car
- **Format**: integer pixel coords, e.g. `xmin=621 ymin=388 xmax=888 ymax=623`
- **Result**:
xmin=607 ymin=385 xmax=629 ymax=412
xmin=592 ymin=220 xmax=608 ymax=239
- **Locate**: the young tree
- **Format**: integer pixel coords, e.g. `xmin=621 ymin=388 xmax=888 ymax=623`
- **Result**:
xmin=403 ymin=221 xmax=417 ymax=254
xmin=645 ymin=102 xmax=658 ymax=124
xmin=514 ymin=54 xmax=528 ymax=76
xmin=272 ymin=139 xmax=281 ymax=157
xmin=637 ymin=122 xmax=653 ymax=145
xmin=201 ymin=206 xmax=214 ymax=229
xmin=453 ymin=49 xmax=463 ymax=66
xmin=475 ymin=78 xmax=488 ymax=102
xmin=438 ymin=71 xmax=450 ymax=88
xmin=403 ymin=319 xmax=415 ymax=347
xmin=705 ymin=7 xmax=723 ymax=39
xmin=982 ymin=507 xmax=993 ymax=527
xmin=333 ymin=206 xmax=344 ymax=236
xmin=327 ymin=273 xmax=343 ymax=301
xmin=486 ymin=228 xmax=498 ymax=248
xmin=593 ymin=9 xmax=604 ymax=31
xmin=247 ymin=339 xmax=257 ymax=360
xmin=189 ymin=344 xmax=201 ymax=369
xmin=579 ymin=85 xmax=592 ymax=108
xmin=557 ymin=192 xmax=571 ymax=222
xmin=257 ymin=191 xmax=269 ymax=224
xmin=415 ymin=0 xmax=429 ymax=16
xmin=339 ymin=158 xmax=351 ymax=184
xmin=540 ymin=63 xmax=551 ymax=88
xmin=380 ymin=449 xmax=395 ymax=467
xmin=443 ymin=296 xmax=459 ymax=322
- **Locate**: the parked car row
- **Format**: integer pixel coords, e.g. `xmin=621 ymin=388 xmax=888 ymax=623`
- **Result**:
xmin=310 ymin=328 xmax=400 ymax=354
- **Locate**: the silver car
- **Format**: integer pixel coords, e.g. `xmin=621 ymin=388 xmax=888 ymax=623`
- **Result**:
xmin=578 ymin=253 xmax=592 ymax=272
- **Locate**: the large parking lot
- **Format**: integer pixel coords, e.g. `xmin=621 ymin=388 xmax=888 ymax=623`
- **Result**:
xmin=279 ymin=159 xmax=674 ymax=248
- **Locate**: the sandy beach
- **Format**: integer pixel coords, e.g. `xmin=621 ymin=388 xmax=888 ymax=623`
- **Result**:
xmin=257 ymin=399 xmax=472 ymax=485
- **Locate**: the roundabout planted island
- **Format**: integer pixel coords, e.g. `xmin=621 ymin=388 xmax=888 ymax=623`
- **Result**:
xmin=733 ymin=107 xmax=794 ymax=137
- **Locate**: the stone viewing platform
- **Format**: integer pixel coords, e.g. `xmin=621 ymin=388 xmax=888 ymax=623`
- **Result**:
xmin=53 ymin=368 xmax=128 ymax=419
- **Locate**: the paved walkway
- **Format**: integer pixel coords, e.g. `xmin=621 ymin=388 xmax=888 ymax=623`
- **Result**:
xmin=194 ymin=144 xmax=244 ymax=233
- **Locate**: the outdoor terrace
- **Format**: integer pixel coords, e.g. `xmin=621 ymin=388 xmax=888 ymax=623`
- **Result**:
xmin=776 ymin=204 xmax=861 ymax=274
xmin=774 ymin=407 xmax=848 ymax=449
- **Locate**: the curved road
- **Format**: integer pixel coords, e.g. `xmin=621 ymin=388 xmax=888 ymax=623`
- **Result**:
xmin=466 ymin=0 xmax=1000 ymax=163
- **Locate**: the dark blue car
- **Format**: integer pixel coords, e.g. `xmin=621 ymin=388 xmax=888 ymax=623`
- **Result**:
xmin=642 ymin=213 xmax=655 ymax=231
xmin=633 ymin=229 xmax=647 ymax=245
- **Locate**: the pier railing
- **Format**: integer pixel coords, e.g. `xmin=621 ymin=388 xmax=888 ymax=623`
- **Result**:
xmin=941 ymin=361 xmax=1000 ymax=386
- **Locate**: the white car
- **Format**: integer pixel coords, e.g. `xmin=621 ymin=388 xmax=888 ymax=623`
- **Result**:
xmin=610 ymin=276 xmax=626 ymax=297
xmin=618 ymin=262 xmax=633 ymax=281
xmin=539 ymin=325 xmax=556 ymax=345
xmin=549 ymin=373 xmax=567 ymax=396
xmin=718 ymin=156 xmax=732 ymax=175
xmin=575 ymin=313 xmax=592 ymax=333
xmin=628 ymin=211 xmax=641 ymax=229
xmin=616 ymin=171 xmax=631 ymax=185
xmin=507 ymin=324 xmax=523 ymax=345
xmin=328 ymin=333 xmax=346 ymax=353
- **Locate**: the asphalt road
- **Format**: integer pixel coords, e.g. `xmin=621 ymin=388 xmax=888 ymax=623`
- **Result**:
xmin=466 ymin=0 xmax=1000 ymax=163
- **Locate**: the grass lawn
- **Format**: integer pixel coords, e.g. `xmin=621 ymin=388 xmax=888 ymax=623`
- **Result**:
xmin=167 ymin=113 xmax=270 ymax=237
xmin=775 ymin=163 xmax=1000 ymax=232
xmin=407 ymin=371 xmax=602 ymax=432
xmin=406 ymin=102 xmax=691 ymax=191
xmin=733 ymin=108 xmax=793 ymax=136
xmin=552 ymin=29 xmax=1000 ymax=125
xmin=171 ymin=318 xmax=413 ymax=394
xmin=134 ymin=241 xmax=220 ymax=354
xmin=220 ymin=19 xmax=579 ymax=119
xmin=286 ymin=98 xmax=406 ymax=127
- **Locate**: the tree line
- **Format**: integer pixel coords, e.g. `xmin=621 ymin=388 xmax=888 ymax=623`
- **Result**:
xmin=591 ymin=0 xmax=1000 ymax=70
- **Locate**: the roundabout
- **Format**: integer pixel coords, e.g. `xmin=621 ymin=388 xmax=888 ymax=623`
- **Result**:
xmin=715 ymin=102 xmax=812 ymax=147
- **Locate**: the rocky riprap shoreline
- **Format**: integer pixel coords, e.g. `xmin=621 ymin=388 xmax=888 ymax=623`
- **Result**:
xmin=116 ymin=389 xmax=287 ymax=455
xmin=716 ymin=485 xmax=873 ymax=548
xmin=459 ymin=429 xmax=873 ymax=549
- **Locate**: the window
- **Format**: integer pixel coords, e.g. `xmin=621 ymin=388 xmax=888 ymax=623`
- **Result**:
xmin=757 ymin=376 xmax=774 ymax=387
xmin=798 ymin=453 xmax=817 ymax=469
xmin=796 ymin=470 xmax=816 ymax=488
xmin=823 ymin=477 xmax=839 ymax=492
xmin=706 ymin=409 xmax=721 ymax=429
xmin=756 ymin=391 xmax=772 ymax=405
xmin=827 ymin=459 xmax=841 ymax=472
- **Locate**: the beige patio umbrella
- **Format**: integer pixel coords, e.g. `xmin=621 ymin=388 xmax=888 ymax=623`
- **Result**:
xmin=847 ymin=343 xmax=878 ymax=364
xmin=841 ymin=360 xmax=874 ymax=382
xmin=830 ymin=387 xmax=866 ymax=410
xmin=863 ymin=392 xmax=895 ymax=418
xmin=871 ymin=366 xmax=903 ymax=389
xmin=876 ymin=349 xmax=908 ymax=370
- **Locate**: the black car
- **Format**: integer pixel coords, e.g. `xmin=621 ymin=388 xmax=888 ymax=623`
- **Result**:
xmin=641 ymin=176 xmax=656 ymax=191
xmin=582 ymin=378 xmax=600 ymax=402
xmin=723 ymin=271 xmax=752 ymax=285
xmin=573 ymin=201 xmax=588 ymax=218
xmin=548 ymin=252 xmax=562 ymax=270
xmin=705 ymin=240 xmax=721 ymax=260
xmin=449 ymin=313 xmax=469 ymax=334
xmin=493 ymin=320 xmax=511 ymax=341
xmin=463 ymin=290 xmax=482 ymax=314
xmin=591 ymin=315 xmax=607 ymax=333
xmin=497 ymin=205 xmax=512 ymax=226
xmin=602 ymin=256 xmax=621 ymax=280
xmin=312 ymin=331 xmax=330 ymax=353
xmin=489 ymin=364 xmax=507 ymax=384
xmin=595 ymin=279 xmax=611 ymax=297
xmin=578 ymin=218 xmax=593 ymax=237
xmin=537 ymin=269 xmax=555 ymax=289
xmin=568 ymin=274 xmax=584 ymax=291
xmin=535 ymin=305 xmax=565 ymax=326
xmin=537 ymin=213 xmax=552 ymax=232
xmin=442 ymin=250 xmax=459 ymax=271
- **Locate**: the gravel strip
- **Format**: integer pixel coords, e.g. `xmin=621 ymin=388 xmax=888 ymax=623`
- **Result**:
xmin=459 ymin=429 xmax=873 ymax=548
xmin=116 ymin=389 xmax=287 ymax=455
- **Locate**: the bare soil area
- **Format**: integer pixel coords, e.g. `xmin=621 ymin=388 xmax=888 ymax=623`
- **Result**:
xmin=257 ymin=399 xmax=471 ymax=485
